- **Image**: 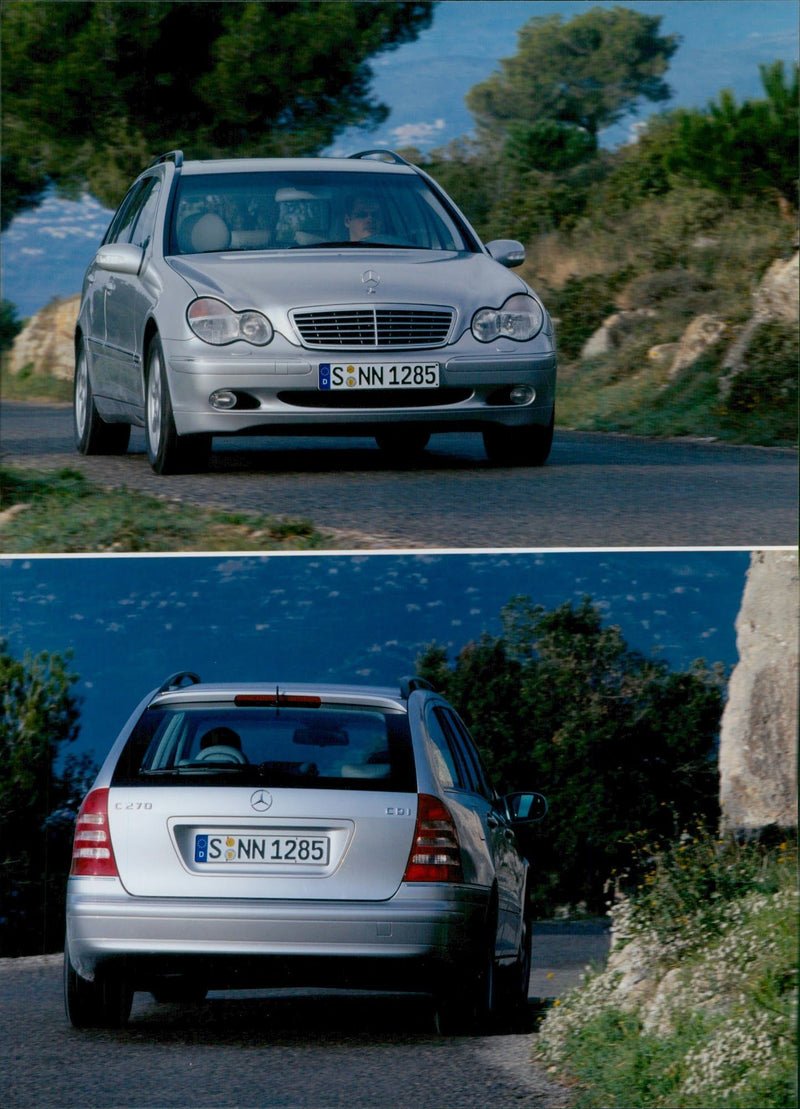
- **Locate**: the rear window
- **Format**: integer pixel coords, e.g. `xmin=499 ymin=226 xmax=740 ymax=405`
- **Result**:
xmin=112 ymin=702 xmax=416 ymax=792
xmin=168 ymin=170 xmax=475 ymax=255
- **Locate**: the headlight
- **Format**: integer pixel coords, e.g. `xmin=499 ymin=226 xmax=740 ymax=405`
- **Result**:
xmin=187 ymin=298 xmax=273 ymax=346
xmin=471 ymin=294 xmax=544 ymax=343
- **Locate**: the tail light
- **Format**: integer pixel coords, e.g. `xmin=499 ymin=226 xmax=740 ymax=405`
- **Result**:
xmin=70 ymin=788 xmax=119 ymax=877
xmin=403 ymin=794 xmax=463 ymax=883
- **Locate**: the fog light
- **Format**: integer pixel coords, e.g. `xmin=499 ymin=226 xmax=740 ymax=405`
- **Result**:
xmin=210 ymin=389 xmax=237 ymax=410
xmin=510 ymin=385 xmax=535 ymax=405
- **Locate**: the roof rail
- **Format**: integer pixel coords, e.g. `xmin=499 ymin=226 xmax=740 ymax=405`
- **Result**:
xmin=157 ymin=670 xmax=201 ymax=694
xmin=148 ymin=149 xmax=184 ymax=169
xmin=348 ymin=149 xmax=411 ymax=166
xmin=400 ymin=676 xmax=436 ymax=699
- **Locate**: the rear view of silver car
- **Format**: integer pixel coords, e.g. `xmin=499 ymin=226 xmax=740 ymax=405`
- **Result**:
xmin=64 ymin=674 xmax=546 ymax=1032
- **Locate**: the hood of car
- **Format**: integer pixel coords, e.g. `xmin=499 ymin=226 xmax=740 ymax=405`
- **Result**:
xmin=167 ymin=248 xmax=530 ymax=316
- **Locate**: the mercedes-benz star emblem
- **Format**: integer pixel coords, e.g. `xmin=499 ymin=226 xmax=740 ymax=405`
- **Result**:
xmin=250 ymin=790 xmax=273 ymax=812
xmin=361 ymin=269 xmax=380 ymax=295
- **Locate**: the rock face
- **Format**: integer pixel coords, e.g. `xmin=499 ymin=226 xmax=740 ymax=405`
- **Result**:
xmin=663 ymin=313 xmax=727 ymax=381
xmin=7 ymin=294 xmax=80 ymax=382
xmin=720 ymin=251 xmax=799 ymax=396
xmin=718 ymin=549 xmax=799 ymax=834
xmin=580 ymin=308 xmax=655 ymax=359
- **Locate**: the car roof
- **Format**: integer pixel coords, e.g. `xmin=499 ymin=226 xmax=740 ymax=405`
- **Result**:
xmin=148 ymin=680 xmax=415 ymax=712
xmin=178 ymin=157 xmax=416 ymax=177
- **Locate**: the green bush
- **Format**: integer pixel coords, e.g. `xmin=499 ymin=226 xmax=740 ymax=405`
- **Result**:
xmin=0 ymin=299 xmax=23 ymax=352
xmin=548 ymin=273 xmax=621 ymax=359
xmin=534 ymin=833 xmax=799 ymax=1108
xmin=722 ymin=321 xmax=799 ymax=444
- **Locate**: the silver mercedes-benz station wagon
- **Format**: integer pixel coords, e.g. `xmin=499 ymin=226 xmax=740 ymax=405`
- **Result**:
xmin=73 ymin=150 xmax=557 ymax=473
xmin=64 ymin=674 xmax=547 ymax=1033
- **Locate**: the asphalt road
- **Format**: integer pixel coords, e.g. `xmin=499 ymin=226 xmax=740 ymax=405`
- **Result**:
xmin=2 ymin=922 xmax=608 ymax=1109
xmin=2 ymin=402 xmax=797 ymax=548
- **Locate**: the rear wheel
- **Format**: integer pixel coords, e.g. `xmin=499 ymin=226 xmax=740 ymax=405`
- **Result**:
xmin=483 ymin=409 xmax=554 ymax=467
xmin=145 ymin=337 xmax=211 ymax=475
xmin=64 ymin=946 xmax=132 ymax=1029
xmin=73 ymin=340 xmax=131 ymax=455
xmin=435 ymin=918 xmax=498 ymax=1035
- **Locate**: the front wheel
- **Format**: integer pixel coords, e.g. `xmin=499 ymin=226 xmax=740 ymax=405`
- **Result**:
xmin=497 ymin=911 xmax=532 ymax=1031
xmin=145 ymin=337 xmax=210 ymax=475
xmin=64 ymin=946 xmax=132 ymax=1029
xmin=73 ymin=341 xmax=131 ymax=455
xmin=483 ymin=410 xmax=554 ymax=467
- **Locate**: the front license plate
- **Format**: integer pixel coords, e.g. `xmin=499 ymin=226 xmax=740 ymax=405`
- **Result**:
xmin=319 ymin=362 xmax=439 ymax=390
xmin=194 ymin=833 xmax=330 ymax=865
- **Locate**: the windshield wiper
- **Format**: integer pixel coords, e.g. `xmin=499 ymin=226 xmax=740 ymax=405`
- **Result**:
xmin=288 ymin=240 xmax=413 ymax=250
xmin=140 ymin=764 xmax=248 ymax=776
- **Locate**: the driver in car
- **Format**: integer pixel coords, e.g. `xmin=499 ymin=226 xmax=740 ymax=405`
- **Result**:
xmin=345 ymin=196 xmax=383 ymax=241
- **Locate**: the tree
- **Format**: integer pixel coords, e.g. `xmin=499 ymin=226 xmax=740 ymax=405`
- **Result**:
xmin=417 ymin=597 xmax=725 ymax=913
xmin=0 ymin=1 xmax=436 ymax=223
xmin=466 ymin=6 xmax=680 ymax=155
xmin=0 ymin=642 xmax=95 ymax=955
xmin=661 ymin=61 xmax=799 ymax=207
xmin=0 ymin=299 xmax=23 ymax=353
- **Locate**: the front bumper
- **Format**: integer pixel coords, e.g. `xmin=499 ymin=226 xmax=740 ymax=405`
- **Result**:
xmin=160 ymin=337 xmax=557 ymax=438
xmin=66 ymin=877 xmax=489 ymax=992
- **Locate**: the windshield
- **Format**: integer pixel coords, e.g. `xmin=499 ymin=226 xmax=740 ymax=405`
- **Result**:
xmin=168 ymin=170 xmax=475 ymax=255
xmin=112 ymin=702 xmax=416 ymax=791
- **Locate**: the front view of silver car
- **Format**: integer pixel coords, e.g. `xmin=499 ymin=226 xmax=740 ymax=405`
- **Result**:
xmin=75 ymin=152 xmax=557 ymax=474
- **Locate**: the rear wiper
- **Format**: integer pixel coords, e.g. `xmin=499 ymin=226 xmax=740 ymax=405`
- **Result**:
xmin=140 ymin=764 xmax=248 ymax=775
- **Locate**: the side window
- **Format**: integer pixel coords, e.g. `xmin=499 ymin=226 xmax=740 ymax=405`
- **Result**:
xmin=425 ymin=706 xmax=466 ymax=790
xmin=445 ymin=710 xmax=493 ymax=800
xmin=129 ymin=177 xmax=162 ymax=250
xmin=104 ymin=183 xmax=143 ymax=244
xmin=105 ymin=178 xmax=158 ymax=246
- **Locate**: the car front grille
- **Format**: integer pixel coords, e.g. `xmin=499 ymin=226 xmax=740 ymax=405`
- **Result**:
xmin=292 ymin=307 xmax=454 ymax=349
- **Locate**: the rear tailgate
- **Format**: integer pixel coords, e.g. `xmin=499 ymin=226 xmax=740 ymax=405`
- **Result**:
xmin=107 ymin=785 xmax=417 ymax=901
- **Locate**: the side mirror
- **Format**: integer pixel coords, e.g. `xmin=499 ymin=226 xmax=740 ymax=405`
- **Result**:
xmin=503 ymin=791 xmax=548 ymax=823
xmin=485 ymin=239 xmax=526 ymax=268
xmin=95 ymin=243 xmax=144 ymax=276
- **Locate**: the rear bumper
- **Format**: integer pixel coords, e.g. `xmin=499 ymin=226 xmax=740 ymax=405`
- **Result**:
xmin=66 ymin=878 xmax=489 ymax=991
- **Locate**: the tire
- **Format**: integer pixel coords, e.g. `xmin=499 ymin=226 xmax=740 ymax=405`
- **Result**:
xmin=145 ymin=337 xmax=211 ymax=475
xmin=435 ymin=917 xmax=498 ymax=1035
xmin=374 ymin=429 xmax=430 ymax=459
xmin=483 ymin=409 xmax=554 ymax=467
xmin=498 ymin=911 xmax=532 ymax=1031
xmin=73 ymin=340 xmax=131 ymax=455
xmin=64 ymin=946 xmax=132 ymax=1029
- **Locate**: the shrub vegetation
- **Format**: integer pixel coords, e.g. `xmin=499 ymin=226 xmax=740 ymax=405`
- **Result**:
xmin=417 ymin=596 xmax=726 ymax=913
xmin=534 ymin=831 xmax=798 ymax=1108
xmin=416 ymin=53 xmax=798 ymax=447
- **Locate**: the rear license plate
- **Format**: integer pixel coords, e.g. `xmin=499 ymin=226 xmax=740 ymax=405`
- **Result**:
xmin=318 ymin=363 xmax=439 ymax=390
xmin=194 ymin=833 xmax=330 ymax=865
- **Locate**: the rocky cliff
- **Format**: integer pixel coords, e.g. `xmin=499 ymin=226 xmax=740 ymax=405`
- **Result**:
xmin=7 ymin=294 xmax=80 ymax=382
xmin=718 ymin=549 xmax=799 ymax=834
